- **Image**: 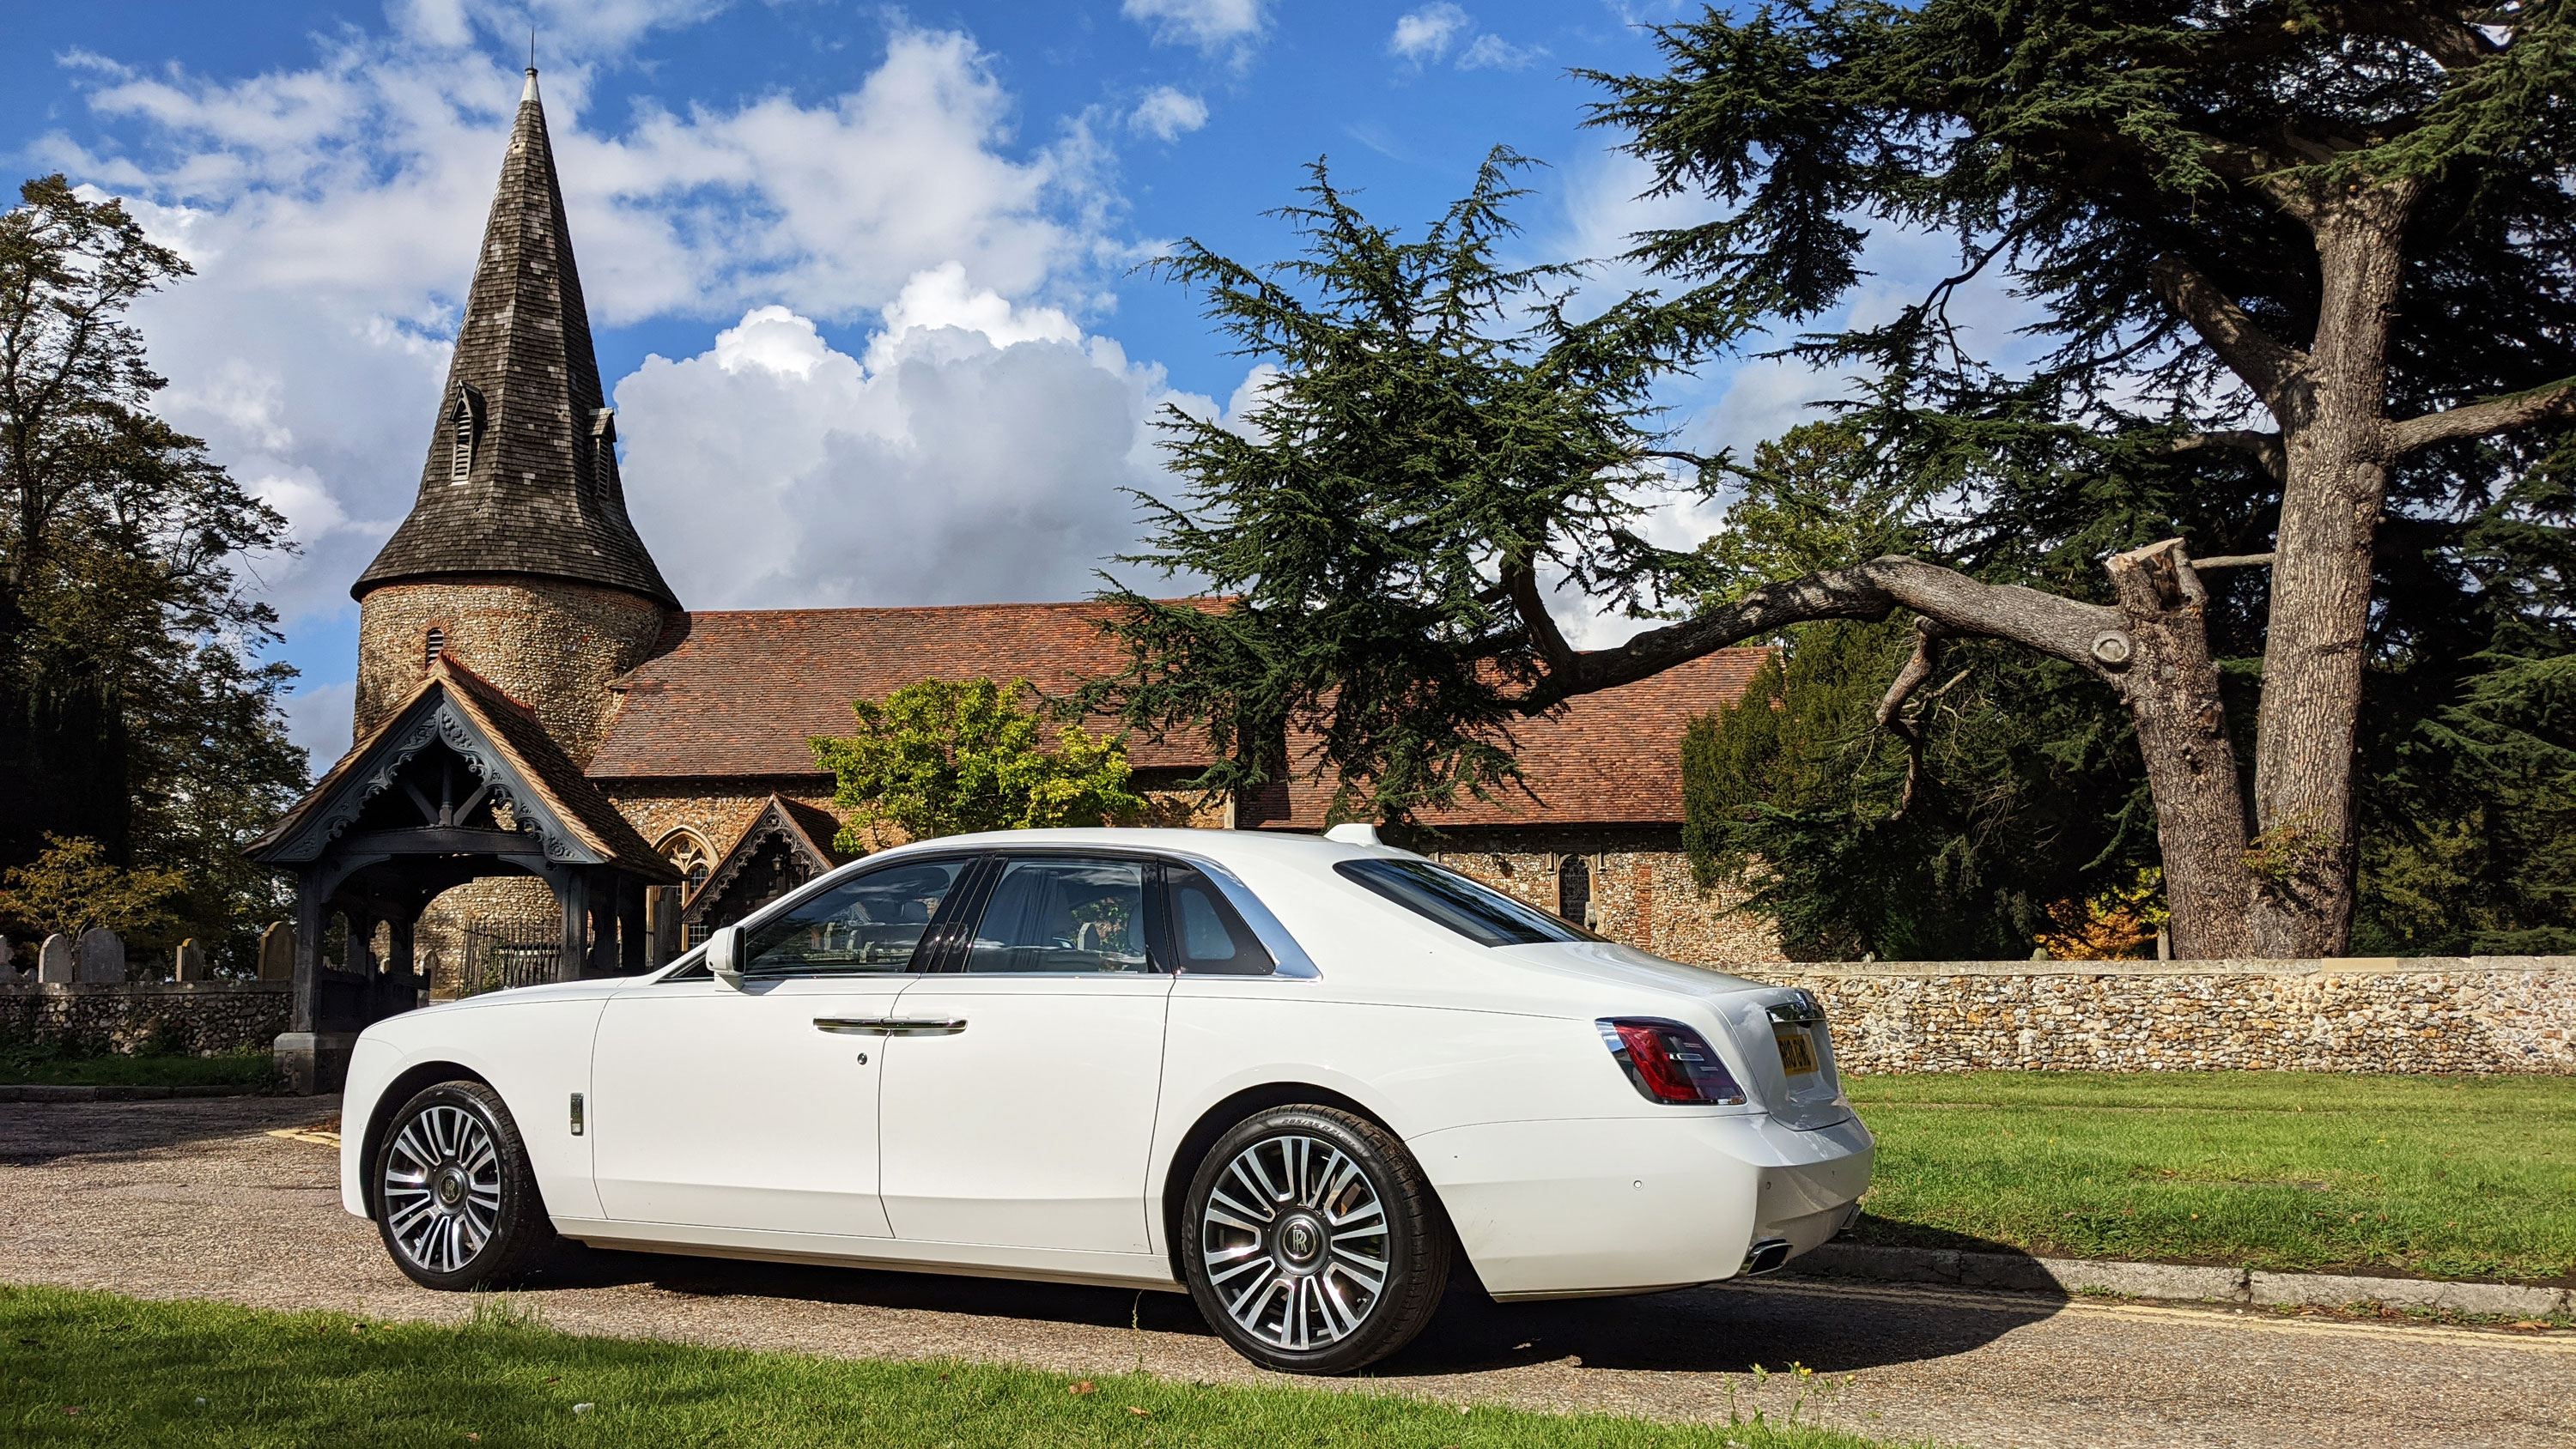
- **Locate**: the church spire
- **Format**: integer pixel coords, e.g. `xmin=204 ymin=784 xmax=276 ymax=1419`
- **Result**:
xmin=354 ymin=68 xmax=677 ymax=609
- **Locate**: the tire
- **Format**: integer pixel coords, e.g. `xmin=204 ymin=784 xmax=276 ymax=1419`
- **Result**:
xmin=1180 ymin=1106 xmax=1450 ymax=1374
xmin=372 ymin=1080 xmax=555 ymax=1290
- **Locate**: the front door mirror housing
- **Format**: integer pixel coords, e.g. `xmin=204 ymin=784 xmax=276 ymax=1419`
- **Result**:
xmin=707 ymin=924 xmax=745 ymax=987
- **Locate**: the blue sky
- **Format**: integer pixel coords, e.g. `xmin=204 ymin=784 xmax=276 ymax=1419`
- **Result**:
xmin=3 ymin=1 xmax=1971 ymax=763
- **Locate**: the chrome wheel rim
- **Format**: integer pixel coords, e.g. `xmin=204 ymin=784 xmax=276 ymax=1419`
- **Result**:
xmin=380 ymin=1103 xmax=502 ymax=1274
xmin=1199 ymin=1132 xmax=1389 ymax=1351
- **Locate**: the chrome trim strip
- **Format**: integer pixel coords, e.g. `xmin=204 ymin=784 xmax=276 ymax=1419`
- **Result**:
xmin=1163 ymin=852 xmax=1321 ymax=979
xmin=813 ymin=1016 xmax=967 ymax=1036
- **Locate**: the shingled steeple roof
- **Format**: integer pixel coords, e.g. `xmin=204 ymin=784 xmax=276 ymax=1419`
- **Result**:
xmin=353 ymin=69 xmax=677 ymax=609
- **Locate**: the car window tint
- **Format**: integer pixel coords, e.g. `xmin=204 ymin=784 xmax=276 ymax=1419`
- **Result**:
xmin=1334 ymin=858 xmax=1602 ymax=948
xmin=1164 ymin=864 xmax=1274 ymax=975
xmin=741 ymin=858 xmax=969 ymax=975
xmin=964 ymin=858 xmax=1157 ymax=973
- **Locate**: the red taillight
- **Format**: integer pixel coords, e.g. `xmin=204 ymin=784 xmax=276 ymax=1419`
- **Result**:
xmin=1598 ymin=1018 xmax=1747 ymax=1105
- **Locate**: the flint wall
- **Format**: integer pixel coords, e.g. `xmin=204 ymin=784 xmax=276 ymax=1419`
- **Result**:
xmin=0 ymin=981 xmax=291 ymax=1058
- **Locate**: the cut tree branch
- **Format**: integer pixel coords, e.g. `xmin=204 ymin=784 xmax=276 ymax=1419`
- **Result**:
xmin=2164 ymin=428 xmax=2286 ymax=481
xmin=1874 ymin=617 xmax=1950 ymax=822
xmin=2149 ymin=256 xmax=2308 ymax=404
xmin=2385 ymin=376 xmax=2576 ymax=455
xmin=1522 ymin=555 xmax=2128 ymax=708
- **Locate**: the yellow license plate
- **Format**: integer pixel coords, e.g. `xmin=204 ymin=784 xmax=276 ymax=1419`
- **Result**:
xmin=1774 ymin=1028 xmax=1819 ymax=1075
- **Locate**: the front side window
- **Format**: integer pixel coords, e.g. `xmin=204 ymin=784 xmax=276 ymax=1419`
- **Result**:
xmin=739 ymin=857 xmax=969 ymax=975
xmin=964 ymin=857 xmax=1155 ymax=973
xmin=1335 ymin=858 xmax=1603 ymax=948
xmin=1163 ymin=864 xmax=1274 ymax=975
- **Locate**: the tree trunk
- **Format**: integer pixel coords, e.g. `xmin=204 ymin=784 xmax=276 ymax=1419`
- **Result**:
xmin=2245 ymin=181 xmax=2418 ymax=957
xmin=2105 ymin=539 xmax=2256 ymax=959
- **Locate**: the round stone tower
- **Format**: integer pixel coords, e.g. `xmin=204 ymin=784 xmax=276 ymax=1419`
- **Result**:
xmin=350 ymin=70 xmax=677 ymax=767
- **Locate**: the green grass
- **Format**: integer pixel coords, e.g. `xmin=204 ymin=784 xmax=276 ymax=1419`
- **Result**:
xmin=0 ymin=1285 xmax=1905 ymax=1449
xmin=1845 ymin=1071 xmax=2576 ymax=1282
xmin=0 ymin=1044 xmax=276 ymax=1089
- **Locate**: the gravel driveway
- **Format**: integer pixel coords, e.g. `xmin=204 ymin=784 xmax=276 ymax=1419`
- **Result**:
xmin=3 ymin=1095 xmax=2569 ymax=1449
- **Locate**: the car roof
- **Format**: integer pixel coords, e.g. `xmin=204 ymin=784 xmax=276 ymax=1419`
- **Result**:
xmin=857 ymin=827 xmax=1380 ymax=872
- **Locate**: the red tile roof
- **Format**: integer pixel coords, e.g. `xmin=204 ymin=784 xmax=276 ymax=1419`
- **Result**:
xmin=589 ymin=603 xmax=1769 ymax=828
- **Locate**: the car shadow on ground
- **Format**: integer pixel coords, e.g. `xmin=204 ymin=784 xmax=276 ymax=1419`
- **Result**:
xmin=0 ymin=1094 xmax=334 ymax=1166
xmin=519 ymin=1240 xmax=2062 ymax=1377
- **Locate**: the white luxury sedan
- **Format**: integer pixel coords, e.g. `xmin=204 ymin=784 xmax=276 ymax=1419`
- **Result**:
xmin=340 ymin=827 xmax=1873 ymax=1373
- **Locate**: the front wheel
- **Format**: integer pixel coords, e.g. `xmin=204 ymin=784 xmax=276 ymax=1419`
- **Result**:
xmin=1181 ymin=1106 xmax=1450 ymax=1374
xmin=373 ymin=1081 xmax=554 ymax=1289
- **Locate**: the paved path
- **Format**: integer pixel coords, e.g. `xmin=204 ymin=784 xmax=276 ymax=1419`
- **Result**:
xmin=3 ymin=1096 xmax=2570 ymax=1449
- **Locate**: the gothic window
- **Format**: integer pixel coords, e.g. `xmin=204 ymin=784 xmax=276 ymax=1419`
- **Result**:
xmin=1557 ymin=855 xmax=1592 ymax=927
xmin=423 ymin=627 xmax=446 ymax=669
xmin=660 ymin=831 xmax=713 ymax=898
xmin=449 ymin=385 xmax=484 ymax=482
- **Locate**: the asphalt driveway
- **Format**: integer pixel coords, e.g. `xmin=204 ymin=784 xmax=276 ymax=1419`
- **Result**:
xmin=3 ymin=1095 xmax=2569 ymax=1449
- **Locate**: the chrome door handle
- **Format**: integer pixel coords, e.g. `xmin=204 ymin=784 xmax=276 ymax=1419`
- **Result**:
xmin=812 ymin=1017 xmax=968 ymax=1036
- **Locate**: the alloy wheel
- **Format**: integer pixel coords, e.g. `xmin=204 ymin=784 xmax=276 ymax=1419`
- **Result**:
xmin=1197 ymin=1131 xmax=1391 ymax=1351
xmin=380 ymin=1102 xmax=505 ymax=1275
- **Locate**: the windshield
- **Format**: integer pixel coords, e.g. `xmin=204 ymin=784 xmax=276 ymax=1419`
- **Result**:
xmin=1334 ymin=858 xmax=1603 ymax=948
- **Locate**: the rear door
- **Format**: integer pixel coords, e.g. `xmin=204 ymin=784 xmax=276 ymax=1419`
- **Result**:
xmin=877 ymin=853 xmax=1175 ymax=1252
xmin=589 ymin=854 xmax=975 ymax=1236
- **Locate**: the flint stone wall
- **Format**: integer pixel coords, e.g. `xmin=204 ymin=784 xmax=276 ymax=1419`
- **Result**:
xmin=1740 ymin=956 xmax=2576 ymax=1075
xmin=0 ymin=981 xmax=291 ymax=1058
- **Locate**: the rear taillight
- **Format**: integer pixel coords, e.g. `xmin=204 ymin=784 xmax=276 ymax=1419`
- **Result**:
xmin=1597 ymin=1017 xmax=1747 ymax=1105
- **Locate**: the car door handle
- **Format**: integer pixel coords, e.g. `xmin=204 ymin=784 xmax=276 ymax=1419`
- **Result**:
xmin=812 ymin=1017 xmax=969 ymax=1036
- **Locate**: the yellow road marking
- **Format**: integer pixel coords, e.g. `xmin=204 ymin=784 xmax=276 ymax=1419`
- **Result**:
xmin=264 ymin=1127 xmax=340 ymax=1148
xmin=1736 ymin=1277 xmax=2576 ymax=1354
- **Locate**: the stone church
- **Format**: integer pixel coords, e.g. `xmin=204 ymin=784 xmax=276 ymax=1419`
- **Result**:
xmin=252 ymin=70 xmax=1775 ymax=1089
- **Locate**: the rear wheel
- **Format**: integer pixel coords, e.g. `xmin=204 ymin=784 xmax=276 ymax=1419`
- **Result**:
xmin=1181 ymin=1106 xmax=1449 ymax=1374
xmin=373 ymin=1081 xmax=553 ymax=1289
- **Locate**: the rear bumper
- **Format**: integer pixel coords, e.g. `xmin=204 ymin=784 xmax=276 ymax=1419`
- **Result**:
xmin=1413 ymin=1111 xmax=1873 ymax=1300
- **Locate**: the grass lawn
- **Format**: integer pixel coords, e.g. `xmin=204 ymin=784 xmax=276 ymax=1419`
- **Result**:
xmin=0 ymin=1285 xmax=1900 ymax=1449
xmin=1845 ymin=1071 xmax=2576 ymax=1282
xmin=0 ymin=1044 xmax=276 ymax=1089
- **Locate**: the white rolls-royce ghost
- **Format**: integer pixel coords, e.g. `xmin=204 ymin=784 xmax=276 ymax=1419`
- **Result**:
xmin=340 ymin=827 xmax=1873 ymax=1373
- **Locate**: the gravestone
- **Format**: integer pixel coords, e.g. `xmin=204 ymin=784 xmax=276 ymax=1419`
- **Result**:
xmin=0 ymin=936 xmax=14 ymax=980
xmin=175 ymin=938 xmax=208 ymax=981
xmin=76 ymin=927 xmax=126 ymax=983
xmin=38 ymin=934 xmax=75 ymax=983
xmin=258 ymin=921 xmax=295 ymax=981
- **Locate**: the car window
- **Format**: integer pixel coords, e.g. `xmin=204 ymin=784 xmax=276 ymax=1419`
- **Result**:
xmin=963 ymin=857 xmax=1157 ymax=973
xmin=1334 ymin=858 xmax=1603 ymax=948
xmin=1163 ymin=864 xmax=1275 ymax=975
xmin=739 ymin=858 xmax=970 ymax=975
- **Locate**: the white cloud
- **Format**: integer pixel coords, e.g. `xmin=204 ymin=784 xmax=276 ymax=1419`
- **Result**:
xmin=1457 ymin=33 xmax=1546 ymax=71
xmin=280 ymin=678 xmax=356 ymax=763
xmin=1389 ymin=4 xmax=1470 ymax=64
xmin=617 ymin=304 xmax=1212 ymax=611
xmin=41 ymin=27 xmax=1121 ymax=634
xmin=1122 ymin=0 xmax=1268 ymax=53
xmin=1127 ymin=87 xmax=1209 ymax=142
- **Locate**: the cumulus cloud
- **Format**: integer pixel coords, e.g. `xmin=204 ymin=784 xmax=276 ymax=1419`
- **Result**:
xmin=1122 ymin=0 xmax=1268 ymax=53
xmin=280 ymin=678 xmax=357 ymax=762
xmin=1457 ymin=33 xmax=1546 ymax=71
xmin=41 ymin=26 xmax=1120 ymax=630
xmin=1389 ymin=4 xmax=1470 ymax=64
xmin=617 ymin=295 xmax=1211 ymax=611
xmin=1127 ymin=86 xmax=1210 ymax=142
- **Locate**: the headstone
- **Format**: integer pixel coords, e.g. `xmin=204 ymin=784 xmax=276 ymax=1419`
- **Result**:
xmin=258 ymin=921 xmax=295 ymax=981
xmin=175 ymin=938 xmax=208 ymax=981
xmin=76 ymin=926 xmax=126 ymax=983
xmin=0 ymin=936 xmax=14 ymax=979
xmin=38 ymin=933 xmax=75 ymax=983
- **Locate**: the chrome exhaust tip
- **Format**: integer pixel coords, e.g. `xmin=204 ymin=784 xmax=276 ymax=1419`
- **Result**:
xmin=1741 ymin=1238 xmax=1794 ymax=1276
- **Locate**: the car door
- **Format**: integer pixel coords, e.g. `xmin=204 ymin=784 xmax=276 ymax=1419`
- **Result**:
xmin=877 ymin=852 xmax=1176 ymax=1253
xmin=588 ymin=854 xmax=976 ymax=1237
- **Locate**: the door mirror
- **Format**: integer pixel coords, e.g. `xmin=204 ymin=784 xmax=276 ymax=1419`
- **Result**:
xmin=707 ymin=925 xmax=745 ymax=987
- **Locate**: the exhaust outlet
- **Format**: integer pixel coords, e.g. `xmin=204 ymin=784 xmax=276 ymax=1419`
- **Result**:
xmin=1741 ymin=1238 xmax=1793 ymax=1276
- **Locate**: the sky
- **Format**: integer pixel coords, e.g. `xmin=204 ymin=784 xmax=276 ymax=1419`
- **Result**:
xmin=1 ymin=0 xmax=1999 ymax=766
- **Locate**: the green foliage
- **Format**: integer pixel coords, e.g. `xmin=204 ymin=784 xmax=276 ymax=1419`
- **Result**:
xmin=811 ymin=678 xmax=1146 ymax=852
xmin=0 ymin=175 xmax=307 ymax=964
xmin=1091 ymin=152 xmax=1732 ymax=821
xmin=0 ymin=834 xmax=186 ymax=943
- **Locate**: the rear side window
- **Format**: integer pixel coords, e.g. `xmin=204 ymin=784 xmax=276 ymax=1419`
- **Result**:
xmin=1163 ymin=864 xmax=1275 ymax=975
xmin=1334 ymin=858 xmax=1602 ymax=948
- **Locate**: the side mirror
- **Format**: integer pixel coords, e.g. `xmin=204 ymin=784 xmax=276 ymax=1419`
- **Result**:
xmin=707 ymin=925 xmax=745 ymax=988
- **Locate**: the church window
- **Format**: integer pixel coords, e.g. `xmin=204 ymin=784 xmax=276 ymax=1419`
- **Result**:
xmin=449 ymin=385 xmax=484 ymax=482
xmin=424 ymin=627 xmax=446 ymax=669
xmin=660 ymin=831 xmax=714 ymax=898
xmin=1557 ymin=855 xmax=1592 ymax=927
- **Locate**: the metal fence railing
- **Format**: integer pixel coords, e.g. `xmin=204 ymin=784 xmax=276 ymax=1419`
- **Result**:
xmin=453 ymin=924 xmax=563 ymax=998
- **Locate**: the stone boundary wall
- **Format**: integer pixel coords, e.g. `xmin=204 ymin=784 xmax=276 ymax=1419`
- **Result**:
xmin=0 ymin=981 xmax=291 ymax=1058
xmin=1735 ymin=956 xmax=2576 ymax=1075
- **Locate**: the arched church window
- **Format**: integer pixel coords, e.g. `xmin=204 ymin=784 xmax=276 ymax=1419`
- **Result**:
xmin=659 ymin=831 xmax=713 ymax=899
xmin=1558 ymin=855 xmax=1592 ymax=927
xmin=423 ymin=627 xmax=445 ymax=669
